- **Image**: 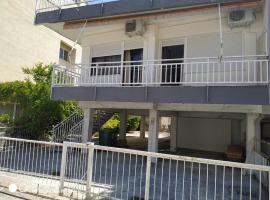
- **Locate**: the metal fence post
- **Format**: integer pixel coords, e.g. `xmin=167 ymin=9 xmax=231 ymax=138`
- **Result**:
xmin=144 ymin=155 xmax=152 ymax=200
xmin=86 ymin=142 xmax=95 ymax=199
xmin=59 ymin=142 xmax=68 ymax=196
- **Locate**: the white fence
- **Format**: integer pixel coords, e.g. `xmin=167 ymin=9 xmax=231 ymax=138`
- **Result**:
xmin=52 ymin=56 xmax=269 ymax=87
xmin=0 ymin=137 xmax=270 ymax=200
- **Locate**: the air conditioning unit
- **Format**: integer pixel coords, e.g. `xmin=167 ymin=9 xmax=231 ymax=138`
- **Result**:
xmin=228 ymin=9 xmax=255 ymax=28
xmin=125 ymin=20 xmax=146 ymax=37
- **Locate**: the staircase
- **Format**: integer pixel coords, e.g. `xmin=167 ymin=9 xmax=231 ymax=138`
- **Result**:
xmin=52 ymin=110 xmax=113 ymax=143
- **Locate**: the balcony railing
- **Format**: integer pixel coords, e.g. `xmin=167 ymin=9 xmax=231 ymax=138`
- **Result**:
xmin=52 ymin=56 xmax=269 ymax=87
xmin=35 ymin=0 xmax=119 ymax=13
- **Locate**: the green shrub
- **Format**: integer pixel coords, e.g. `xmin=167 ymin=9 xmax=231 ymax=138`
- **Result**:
xmin=127 ymin=116 xmax=141 ymax=131
xmin=102 ymin=114 xmax=120 ymax=132
xmin=0 ymin=63 xmax=78 ymax=140
xmin=102 ymin=114 xmax=141 ymax=133
xmin=0 ymin=114 xmax=12 ymax=124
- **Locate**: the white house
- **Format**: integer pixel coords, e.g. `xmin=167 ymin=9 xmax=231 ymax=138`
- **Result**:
xmin=35 ymin=0 xmax=270 ymax=166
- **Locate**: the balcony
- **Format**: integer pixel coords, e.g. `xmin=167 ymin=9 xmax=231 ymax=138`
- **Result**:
xmin=52 ymin=56 xmax=269 ymax=87
xmin=51 ymin=56 xmax=270 ymax=105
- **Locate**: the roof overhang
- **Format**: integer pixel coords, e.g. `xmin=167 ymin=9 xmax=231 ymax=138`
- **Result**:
xmin=35 ymin=0 xmax=262 ymax=42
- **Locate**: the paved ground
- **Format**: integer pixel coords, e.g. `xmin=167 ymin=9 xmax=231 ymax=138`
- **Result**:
xmin=0 ymin=186 xmax=50 ymax=200
xmin=102 ymin=131 xmax=226 ymax=160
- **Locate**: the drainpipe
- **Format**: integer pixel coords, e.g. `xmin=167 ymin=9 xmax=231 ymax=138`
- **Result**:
xmin=218 ymin=3 xmax=224 ymax=62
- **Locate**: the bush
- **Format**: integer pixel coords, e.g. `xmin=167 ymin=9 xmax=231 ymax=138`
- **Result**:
xmin=102 ymin=114 xmax=141 ymax=133
xmin=102 ymin=114 xmax=120 ymax=133
xmin=127 ymin=116 xmax=141 ymax=131
xmin=0 ymin=114 xmax=12 ymax=124
xmin=0 ymin=63 xmax=78 ymax=140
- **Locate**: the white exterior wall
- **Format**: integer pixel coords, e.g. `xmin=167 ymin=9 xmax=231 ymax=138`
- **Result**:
xmin=177 ymin=117 xmax=232 ymax=153
xmin=0 ymin=1 xmax=81 ymax=82
xmin=80 ymin=10 xmax=265 ymax=84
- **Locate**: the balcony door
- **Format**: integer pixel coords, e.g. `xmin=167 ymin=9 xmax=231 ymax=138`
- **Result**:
xmin=162 ymin=45 xmax=184 ymax=85
xmin=122 ymin=48 xmax=143 ymax=85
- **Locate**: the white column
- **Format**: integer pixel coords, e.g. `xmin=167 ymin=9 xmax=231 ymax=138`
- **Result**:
xmin=255 ymin=115 xmax=264 ymax=153
xmin=82 ymin=108 xmax=94 ymax=143
xmin=148 ymin=110 xmax=159 ymax=152
xmin=81 ymin=47 xmax=91 ymax=85
xmin=140 ymin=116 xmax=146 ymax=138
xmin=245 ymin=113 xmax=259 ymax=164
xmin=119 ymin=110 xmax=127 ymax=140
xmin=170 ymin=116 xmax=178 ymax=152
xmin=143 ymin=24 xmax=158 ymax=85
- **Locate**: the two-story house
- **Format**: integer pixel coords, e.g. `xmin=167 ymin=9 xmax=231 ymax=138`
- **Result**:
xmin=35 ymin=0 xmax=270 ymax=165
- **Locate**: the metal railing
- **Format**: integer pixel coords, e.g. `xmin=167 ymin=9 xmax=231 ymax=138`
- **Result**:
xmin=66 ymin=119 xmax=84 ymax=143
xmin=0 ymin=137 xmax=270 ymax=200
xmin=52 ymin=110 xmax=113 ymax=143
xmin=52 ymin=111 xmax=83 ymax=143
xmin=0 ymin=137 xmax=63 ymax=198
xmin=52 ymin=56 xmax=269 ymax=87
xmin=35 ymin=0 xmax=119 ymax=13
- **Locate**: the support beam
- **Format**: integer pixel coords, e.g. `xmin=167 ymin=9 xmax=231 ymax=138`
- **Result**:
xmin=148 ymin=110 xmax=159 ymax=153
xmin=119 ymin=110 xmax=127 ymax=140
xmin=140 ymin=116 xmax=146 ymax=139
xmin=255 ymin=115 xmax=264 ymax=153
xmin=245 ymin=113 xmax=259 ymax=164
xmin=82 ymin=108 xmax=94 ymax=143
xmin=170 ymin=116 xmax=178 ymax=152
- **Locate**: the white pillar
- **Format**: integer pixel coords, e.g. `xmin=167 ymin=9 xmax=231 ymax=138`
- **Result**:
xmin=143 ymin=24 xmax=158 ymax=85
xmin=255 ymin=115 xmax=264 ymax=153
xmin=82 ymin=108 xmax=94 ymax=143
xmin=148 ymin=110 xmax=159 ymax=152
xmin=140 ymin=116 xmax=146 ymax=138
xmin=170 ymin=116 xmax=177 ymax=152
xmin=245 ymin=113 xmax=259 ymax=164
xmin=119 ymin=110 xmax=127 ymax=140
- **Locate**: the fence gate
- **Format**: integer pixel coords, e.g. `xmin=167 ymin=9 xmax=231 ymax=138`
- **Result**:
xmin=59 ymin=142 xmax=89 ymax=200
xmin=59 ymin=142 xmax=149 ymax=200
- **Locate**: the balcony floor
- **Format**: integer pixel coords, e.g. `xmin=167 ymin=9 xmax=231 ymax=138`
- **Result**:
xmin=51 ymin=85 xmax=270 ymax=105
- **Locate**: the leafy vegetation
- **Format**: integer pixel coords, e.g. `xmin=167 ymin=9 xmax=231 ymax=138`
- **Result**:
xmin=0 ymin=114 xmax=12 ymax=124
xmin=102 ymin=114 xmax=120 ymax=131
xmin=0 ymin=63 xmax=78 ymax=140
xmin=102 ymin=114 xmax=141 ymax=133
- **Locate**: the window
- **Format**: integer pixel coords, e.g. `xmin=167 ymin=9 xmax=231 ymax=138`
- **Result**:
xmin=59 ymin=48 xmax=69 ymax=62
xmin=91 ymin=55 xmax=121 ymax=76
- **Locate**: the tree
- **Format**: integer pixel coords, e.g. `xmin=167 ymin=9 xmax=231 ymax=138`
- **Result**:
xmin=0 ymin=63 xmax=78 ymax=140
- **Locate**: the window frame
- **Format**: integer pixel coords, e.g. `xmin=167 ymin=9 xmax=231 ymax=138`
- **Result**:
xmin=59 ymin=48 xmax=69 ymax=62
xmin=91 ymin=54 xmax=121 ymax=76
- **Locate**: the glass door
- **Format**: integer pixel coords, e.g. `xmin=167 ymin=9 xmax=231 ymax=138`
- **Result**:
xmin=162 ymin=45 xmax=184 ymax=85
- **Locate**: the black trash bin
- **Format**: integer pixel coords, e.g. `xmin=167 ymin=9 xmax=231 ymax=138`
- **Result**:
xmin=99 ymin=128 xmax=117 ymax=146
